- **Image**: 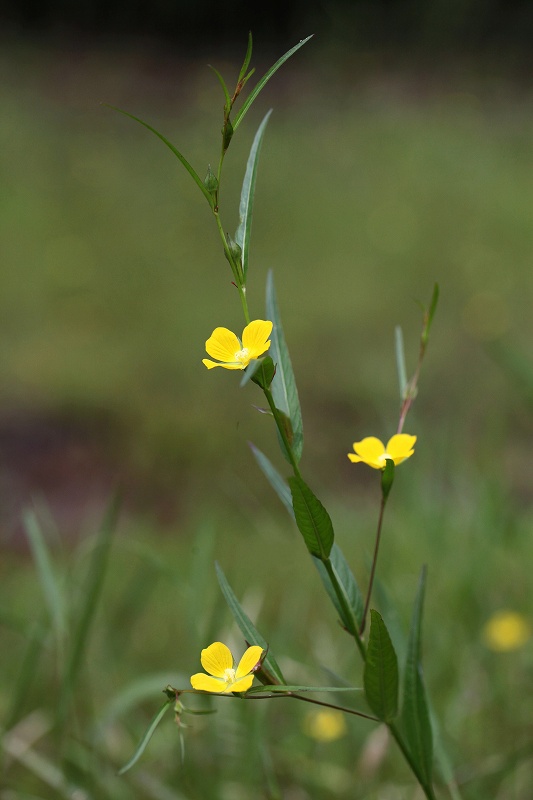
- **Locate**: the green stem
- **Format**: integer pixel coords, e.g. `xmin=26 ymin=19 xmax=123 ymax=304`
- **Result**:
xmin=389 ymin=723 xmax=437 ymax=800
xmin=263 ymin=387 xmax=301 ymax=478
xmin=323 ymin=558 xmax=366 ymax=660
xmin=359 ymin=493 xmax=388 ymax=635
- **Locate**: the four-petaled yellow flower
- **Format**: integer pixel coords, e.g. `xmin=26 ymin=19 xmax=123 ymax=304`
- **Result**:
xmin=348 ymin=434 xmax=416 ymax=469
xmin=202 ymin=320 xmax=273 ymax=370
xmin=190 ymin=641 xmax=264 ymax=693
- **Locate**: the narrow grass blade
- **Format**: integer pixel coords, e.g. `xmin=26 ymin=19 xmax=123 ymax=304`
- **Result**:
xmin=208 ymin=65 xmax=232 ymax=111
xmin=266 ymin=270 xmax=303 ymax=462
xmin=58 ymin=495 xmax=120 ymax=725
xmin=289 ymin=476 xmax=334 ymax=559
xmin=118 ymin=699 xmax=174 ymax=775
xmin=363 ymin=610 xmax=399 ymax=722
xmin=249 ymin=442 xmax=294 ymax=519
xmin=215 ymin=562 xmax=285 ymax=684
xmin=4 ymin=618 xmax=46 ymax=731
xmin=314 ymin=543 xmax=364 ymax=633
xmin=24 ymin=510 xmax=66 ymax=657
xmin=395 ymin=325 xmax=408 ymax=398
xmin=233 ymin=35 xmax=313 ymax=131
xmin=401 ymin=566 xmax=433 ymax=787
xmin=235 ymin=110 xmax=272 ymax=280
xmin=422 ymin=283 xmax=439 ymax=345
xmin=248 ymin=685 xmax=360 ymax=694
xmin=238 ymin=32 xmax=254 ymax=84
xmin=106 ymin=105 xmax=214 ymax=208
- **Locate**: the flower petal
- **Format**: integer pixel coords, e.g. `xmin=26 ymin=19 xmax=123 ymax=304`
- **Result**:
xmin=350 ymin=437 xmax=386 ymax=469
xmin=190 ymin=673 xmax=229 ymax=692
xmin=241 ymin=320 xmax=273 ymax=359
xmin=235 ymin=645 xmax=264 ymax=678
xmin=385 ymin=434 xmax=417 ymax=464
xmin=229 ymin=674 xmax=255 ymax=693
xmin=205 ymin=327 xmax=241 ymax=362
xmin=202 ymin=358 xmax=243 ymax=370
xmin=200 ymin=641 xmax=233 ymax=677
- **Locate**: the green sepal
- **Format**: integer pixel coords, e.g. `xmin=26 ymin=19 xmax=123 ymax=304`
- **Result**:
xmin=363 ymin=609 xmax=399 ymax=722
xmin=215 ymin=562 xmax=285 ymax=685
xmin=240 ymin=357 xmax=276 ymax=390
xmin=204 ymin=164 xmax=219 ymax=195
xmin=381 ymin=458 xmax=395 ymax=502
xmin=289 ymin=476 xmax=334 ymax=560
xmin=222 ymin=119 xmax=234 ymax=152
xmin=401 ymin=566 xmax=434 ymax=788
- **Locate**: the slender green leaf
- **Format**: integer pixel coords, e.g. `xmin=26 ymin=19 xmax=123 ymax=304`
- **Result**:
xmin=118 ymin=699 xmax=173 ymax=775
xmin=58 ymin=494 xmax=120 ymax=725
xmin=238 ymin=32 xmax=254 ymax=84
xmin=401 ymin=566 xmax=433 ymax=787
xmin=314 ymin=543 xmax=364 ymax=632
xmin=364 ymin=610 xmax=399 ymax=722
xmin=23 ymin=510 xmax=66 ymax=655
xmin=248 ymin=685 xmax=361 ymax=694
xmin=4 ymin=617 xmax=47 ymax=731
xmin=106 ymin=105 xmax=214 ymax=208
xmin=395 ymin=325 xmax=408 ymax=398
xmin=215 ymin=562 xmax=285 ymax=684
xmin=266 ymin=270 xmax=303 ymax=462
xmin=422 ymin=283 xmax=439 ymax=346
xmin=233 ymin=35 xmax=313 ymax=131
xmin=289 ymin=476 xmax=334 ymax=559
xmin=208 ymin=65 xmax=232 ymax=112
xmin=249 ymin=443 xmax=294 ymax=519
xmin=235 ymin=110 xmax=272 ymax=280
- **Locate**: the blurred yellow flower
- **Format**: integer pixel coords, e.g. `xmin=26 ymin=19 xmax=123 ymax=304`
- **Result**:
xmin=482 ymin=611 xmax=531 ymax=652
xmin=304 ymin=709 xmax=347 ymax=742
xmin=202 ymin=320 xmax=272 ymax=370
xmin=190 ymin=641 xmax=263 ymax=693
xmin=348 ymin=434 xmax=416 ymax=469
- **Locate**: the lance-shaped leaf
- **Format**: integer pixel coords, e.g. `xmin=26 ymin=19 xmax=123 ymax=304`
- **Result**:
xmin=249 ymin=443 xmax=294 ymax=519
xmin=106 ymin=105 xmax=214 ymax=208
xmin=266 ymin=270 xmax=303 ymax=463
xmin=248 ymin=684 xmax=361 ymax=694
xmin=401 ymin=566 xmax=433 ymax=787
xmin=233 ymin=35 xmax=313 ymax=131
xmin=363 ymin=610 xmax=399 ymax=722
xmin=314 ymin=544 xmax=364 ymax=634
xmin=215 ymin=562 xmax=285 ymax=684
xmin=235 ymin=110 xmax=272 ymax=281
xmin=118 ymin=699 xmax=174 ymax=775
xmin=289 ymin=476 xmax=333 ymax=559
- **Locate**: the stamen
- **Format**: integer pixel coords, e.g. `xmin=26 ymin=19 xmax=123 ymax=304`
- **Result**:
xmin=235 ymin=347 xmax=250 ymax=364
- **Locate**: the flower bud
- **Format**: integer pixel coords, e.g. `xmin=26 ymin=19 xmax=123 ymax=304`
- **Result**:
xmin=203 ymin=165 xmax=219 ymax=195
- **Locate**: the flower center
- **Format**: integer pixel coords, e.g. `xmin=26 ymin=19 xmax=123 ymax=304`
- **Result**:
xmin=235 ymin=347 xmax=250 ymax=364
xmin=223 ymin=668 xmax=237 ymax=684
xmin=377 ymin=452 xmax=391 ymax=465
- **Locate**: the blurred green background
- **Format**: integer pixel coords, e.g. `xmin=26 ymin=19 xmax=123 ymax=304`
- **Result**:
xmin=1 ymin=3 xmax=533 ymax=797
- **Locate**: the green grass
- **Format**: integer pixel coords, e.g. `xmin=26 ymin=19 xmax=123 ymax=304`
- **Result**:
xmin=1 ymin=40 xmax=533 ymax=798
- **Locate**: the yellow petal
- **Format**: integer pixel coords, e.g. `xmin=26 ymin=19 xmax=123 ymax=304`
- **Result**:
xmin=235 ymin=645 xmax=264 ymax=678
xmin=205 ymin=327 xmax=241 ymax=363
xmin=200 ymin=641 xmax=233 ymax=677
xmin=483 ymin=611 xmax=531 ymax=652
xmin=351 ymin=437 xmax=386 ymax=469
xmin=385 ymin=434 xmax=416 ymax=464
xmin=241 ymin=320 xmax=273 ymax=359
xmin=229 ymin=674 xmax=255 ymax=693
xmin=202 ymin=358 xmax=243 ymax=370
xmin=190 ymin=673 xmax=228 ymax=692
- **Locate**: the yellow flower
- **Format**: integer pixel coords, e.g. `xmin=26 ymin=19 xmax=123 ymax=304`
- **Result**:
xmin=202 ymin=320 xmax=273 ymax=370
xmin=348 ymin=434 xmax=416 ymax=470
xmin=483 ymin=611 xmax=531 ymax=652
xmin=190 ymin=641 xmax=264 ymax=693
xmin=304 ymin=709 xmax=347 ymax=742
